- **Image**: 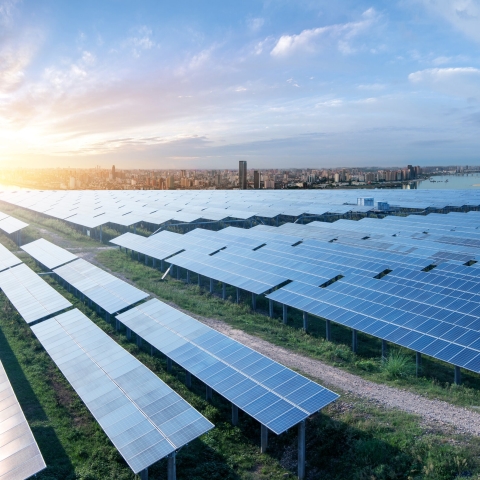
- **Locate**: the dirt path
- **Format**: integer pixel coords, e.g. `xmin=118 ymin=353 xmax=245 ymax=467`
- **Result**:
xmin=81 ymin=247 xmax=480 ymax=436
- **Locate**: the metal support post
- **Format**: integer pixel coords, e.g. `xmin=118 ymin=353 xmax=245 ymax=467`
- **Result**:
xmin=416 ymin=352 xmax=422 ymax=377
xmin=115 ymin=319 xmax=120 ymax=331
xmin=139 ymin=468 xmax=148 ymax=480
xmin=326 ymin=319 xmax=331 ymax=341
xmin=206 ymin=385 xmax=212 ymax=401
xmin=137 ymin=252 xmax=140 ymax=261
xmin=454 ymin=365 xmax=461 ymax=385
xmin=283 ymin=304 xmax=288 ymax=324
xmin=177 ymin=267 xmax=180 ymax=280
xmin=352 ymin=329 xmax=358 ymax=353
xmin=302 ymin=312 xmax=308 ymax=332
xmin=198 ymin=274 xmax=201 ymax=287
xmin=136 ymin=336 xmax=142 ymax=348
xmin=152 ymin=258 xmax=156 ymax=268
xmin=145 ymin=255 xmax=148 ymax=265
xmin=126 ymin=328 xmax=131 ymax=340
xmin=209 ymin=278 xmax=214 ymax=293
xmin=167 ymin=452 xmax=176 ymax=480
xmin=252 ymin=293 xmax=256 ymax=311
xmin=161 ymin=259 xmax=165 ymax=271
xmin=261 ymin=425 xmax=268 ymax=453
xmin=298 ymin=420 xmax=306 ymax=480
xmin=232 ymin=404 xmax=238 ymax=426
xmin=151 ymin=345 xmax=154 ymax=356
xmin=236 ymin=287 xmax=240 ymax=304
xmin=381 ymin=339 xmax=387 ymax=360
xmin=167 ymin=358 xmax=172 ymax=372
xmin=185 ymin=371 xmax=191 ymax=388
xmin=186 ymin=270 xmax=190 ymax=283
xmin=99 ymin=225 xmax=102 ymax=243
xmin=222 ymin=283 xmax=226 ymax=300
xmin=269 ymin=299 xmax=273 ymax=318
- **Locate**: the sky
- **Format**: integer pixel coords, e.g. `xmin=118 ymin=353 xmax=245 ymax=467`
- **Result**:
xmin=1 ymin=0 xmax=480 ymax=169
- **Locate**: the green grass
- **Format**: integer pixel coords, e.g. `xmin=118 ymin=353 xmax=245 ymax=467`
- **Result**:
xmin=96 ymin=248 xmax=480 ymax=410
xmin=2 ymin=258 xmax=479 ymax=479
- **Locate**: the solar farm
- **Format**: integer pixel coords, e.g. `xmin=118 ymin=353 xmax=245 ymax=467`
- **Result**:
xmin=3 ymin=189 xmax=480 ymax=479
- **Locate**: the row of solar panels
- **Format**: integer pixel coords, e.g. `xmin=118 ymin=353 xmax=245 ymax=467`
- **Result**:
xmin=1 ymin=238 xmax=338 ymax=478
xmin=2 ymin=188 xmax=480 ymax=230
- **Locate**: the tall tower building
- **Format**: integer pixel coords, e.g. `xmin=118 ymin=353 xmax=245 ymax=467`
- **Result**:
xmin=253 ymin=170 xmax=260 ymax=189
xmin=239 ymin=161 xmax=247 ymax=189
xmin=112 ymin=165 xmax=116 ymax=180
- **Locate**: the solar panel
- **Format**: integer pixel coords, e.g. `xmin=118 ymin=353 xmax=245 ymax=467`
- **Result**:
xmin=0 ymin=244 xmax=22 ymax=273
xmin=21 ymin=238 xmax=78 ymax=270
xmin=53 ymin=259 xmax=149 ymax=314
xmin=31 ymin=309 xmax=213 ymax=474
xmin=116 ymin=299 xmax=338 ymax=435
xmin=0 ymin=360 xmax=46 ymax=480
xmin=0 ymin=216 xmax=28 ymax=235
xmin=0 ymin=264 xmax=72 ymax=324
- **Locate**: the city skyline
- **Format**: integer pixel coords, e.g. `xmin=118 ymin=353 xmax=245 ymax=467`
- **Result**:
xmin=1 ymin=1 xmax=480 ymax=169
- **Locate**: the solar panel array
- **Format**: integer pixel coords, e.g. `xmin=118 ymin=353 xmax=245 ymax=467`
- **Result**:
xmin=0 ymin=360 xmax=46 ymax=480
xmin=21 ymin=238 xmax=78 ymax=270
xmin=53 ymin=258 xmax=149 ymax=314
xmin=31 ymin=309 xmax=213 ymax=474
xmin=116 ymin=299 xmax=339 ymax=434
xmin=0 ymin=264 xmax=72 ymax=324
xmin=0 ymin=244 xmax=21 ymax=273
xmin=1 ymin=188 xmax=479 ymax=230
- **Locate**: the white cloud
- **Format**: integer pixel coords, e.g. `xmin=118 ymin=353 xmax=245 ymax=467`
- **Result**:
xmin=125 ymin=26 xmax=156 ymax=57
xmin=409 ymin=67 xmax=480 ymax=98
xmin=415 ymin=0 xmax=480 ymax=42
xmin=270 ymin=8 xmax=379 ymax=57
xmin=357 ymin=83 xmax=386 ymax=90
xmin=248 ymin=17 xmax=264 ymax=32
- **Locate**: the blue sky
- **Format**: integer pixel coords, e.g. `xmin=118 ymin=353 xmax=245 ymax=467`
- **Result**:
xmin=1 ymin=0 xmax=479 ymax=169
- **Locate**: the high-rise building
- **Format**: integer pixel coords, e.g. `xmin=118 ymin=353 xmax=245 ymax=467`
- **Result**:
xmin=253 ymin=170 xmax=260 ymax=189
xmin=239 ymin=161 xmax=247 ymax=189
xmin=112 ymin=165 xmax=115 ymax=180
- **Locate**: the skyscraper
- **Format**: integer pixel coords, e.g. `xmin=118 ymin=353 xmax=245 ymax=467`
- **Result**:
xmin=239 ymin=161 xmax=247 ymax=189
xmin=253 ymin=170 xmax=260 ymax=189
xmin=112 ymin=165 xmax=115 ymax=180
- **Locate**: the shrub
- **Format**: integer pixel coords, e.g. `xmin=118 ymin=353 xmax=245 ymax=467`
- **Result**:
xmin=381 ymin=350 xmax=415 ymax=379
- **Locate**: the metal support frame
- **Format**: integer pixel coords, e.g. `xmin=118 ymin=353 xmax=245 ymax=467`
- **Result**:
xmin=454 ymin=365 xmax=461 ymax=385
xmin=167 ymin=452 xmax=176 ymax=480
xmin=115 ymin=319 xmax=120 ymax=331
xmin=260 ymin=425 xmax=268 ymax=453
xmin=252 ymin=293 xmax=257 ymax=310
xmin=136 ymin=336 xmax=142 ymax=348
xmin=381 ymin=339 xmax=387 ymax=359
xmin=236 ymin=287 xmax=240 ymax=304
xmin=416 ymin=352 xmax=421 ymax=377
xmin=185 ymin=371 xmax=192 ymax=388
xmin=222 ymin=283 xmax=226 ymax=300
xmin=145 ymin=255 xmax=148 ymax=265
xmin=126 ymin=328 xmax=131 ymax=340
xmin=206 ymin=385 xmax=212 ymax=401
xmin=298 ymin=420 xmax=306 ymax=480
xmin=167 ymin=358 xmax=172 ymax=372
xmin=209 ymin=278 xmax=214 ymax=294
xmin=198 ymin=274 xmax=201 ymax=287
xmin=352 ymin=329 xmax=358 ymax=353
xmin=177 ymin=267 xmax=180 ymax=280
xmin=269 ymin=299 xmax=273 ymax=318
xmin=186 ymin=270 xmax=190 ymax=283
xmin=232 ymin=404 xmax=238 ymax=426
xmin=139 ymin=467 xmax=148 ymax=480
xmin=302 ymin=312 xmax=308 ymax=332
xmin=161 ymin=259 xmax=165 ymax=271
xmin=325 ymin=319 xmax=331 ymax=341
xmin=151 ymin=345 xmax=154 ymax=356
xmin=283 ymin=304 xmax=288 ymax=324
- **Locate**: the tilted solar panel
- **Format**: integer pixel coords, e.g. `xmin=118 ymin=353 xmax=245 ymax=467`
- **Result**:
xmin=21 ymin=238 xmax=78 ymax=270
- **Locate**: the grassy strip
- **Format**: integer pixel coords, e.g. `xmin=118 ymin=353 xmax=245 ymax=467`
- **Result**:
xmin=96 ymin=248 xmax=480 ymax=409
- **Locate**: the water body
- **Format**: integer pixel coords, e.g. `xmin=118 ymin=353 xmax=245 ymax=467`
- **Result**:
xmin=416 ymin=174 xmax=480 ymax=190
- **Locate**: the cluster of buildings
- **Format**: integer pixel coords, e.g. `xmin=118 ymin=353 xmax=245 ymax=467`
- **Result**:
xmin=0 ymin=164 xmax=475 ymax=191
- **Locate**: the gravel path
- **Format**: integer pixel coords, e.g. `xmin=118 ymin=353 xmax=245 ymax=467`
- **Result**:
xmin=83 ymin=247 xmax=480 ymax=437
